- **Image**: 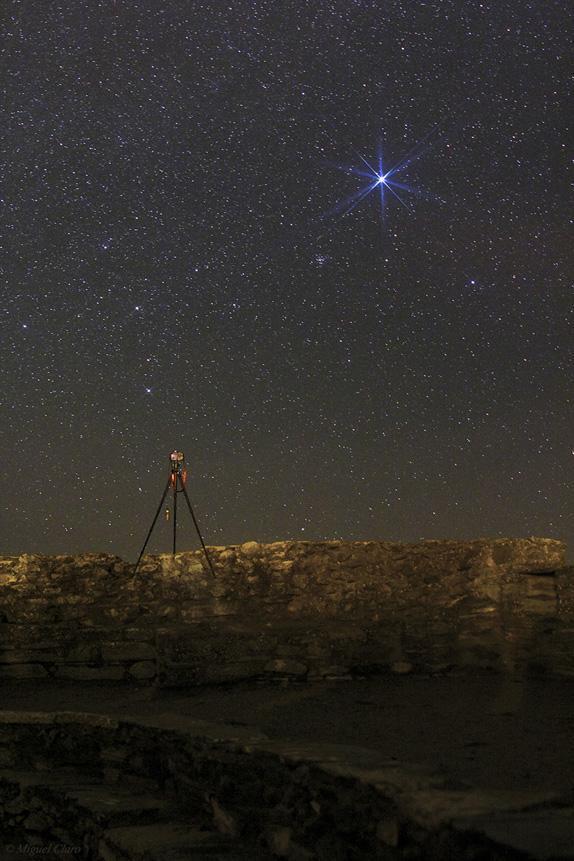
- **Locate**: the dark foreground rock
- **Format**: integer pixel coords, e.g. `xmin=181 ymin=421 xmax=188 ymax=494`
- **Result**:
xmin=0 ymin=709 xmax=572 ymax=860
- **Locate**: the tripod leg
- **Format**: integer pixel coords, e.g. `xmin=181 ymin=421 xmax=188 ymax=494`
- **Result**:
xmin=173 ymin=474 xmax=178 ymax=555
xmin=180 ymin=483 xmax=216 ymax=576
xmin=134 ymin=476 xmax=171 ymax=573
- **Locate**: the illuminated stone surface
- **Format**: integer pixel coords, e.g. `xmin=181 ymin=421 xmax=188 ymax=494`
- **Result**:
xmin=0 ymin=539 xmax=570 ymax=685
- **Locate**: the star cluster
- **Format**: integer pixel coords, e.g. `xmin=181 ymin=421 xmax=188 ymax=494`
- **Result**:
xmin=0 ymin=0 xmax=572 ymax=558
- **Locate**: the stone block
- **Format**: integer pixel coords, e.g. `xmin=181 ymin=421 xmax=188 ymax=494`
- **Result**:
xmin=318 ymin=662 xmax=353 ymax=677
xmin=100 ymin=822 xmax=237 ymax=859
xmin=160 ymin=657 xmax=268 ymax=687
xmin=377 ymin=817 xmax=400 ymax=847
xmin=275 ymin=644 xmax=304 ymax=658
xmin=24 ymin=811 xmax=52 ymax=831
xmin=391 ymin=661 xmax=414 ymax=674
xmin=268 ymin=825 xmax=292 ymax=855
xmin=182 ymin=559 xmax=206 ymax=576
xmin=127 ymin=661 xmax=157 ymax=680
xmin=56 ymin=665 xmax=125 ymax=681
xmin=0 ymin=746 xmax=19 ymax=767
xmin=0 ymin=663 xmax=49 ymax=679
xmin=101 ymin=643 xmax=156 ymax=662
xmin=264 ymin=659 xmax=308 ymax=676
xmin=241 ymin=541 xmax=261 ymax=558
xmin=0 ymin=648 xmax=62 ymax=664
xmin=66 ymin=643 xmax=101 ymax=662
xmin=123 ymin=627 xmax=156 ymax=642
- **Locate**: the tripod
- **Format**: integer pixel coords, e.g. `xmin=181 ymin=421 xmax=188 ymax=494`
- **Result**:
xmin=134 ymin=450 xmax=215 ymax=575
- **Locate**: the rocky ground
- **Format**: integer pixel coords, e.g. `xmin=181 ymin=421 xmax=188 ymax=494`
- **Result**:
xmin=1 ymin=672 xmax=573 ymax=797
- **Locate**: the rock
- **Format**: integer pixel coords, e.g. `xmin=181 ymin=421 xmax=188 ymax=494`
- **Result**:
xmin=391 ymin=661 xmax=414 ymax=675
xmin=320 ymin=664 xmax=351 ymax=677
xmin=24 ymin=811 xmax=52 ymax=831
xmin=0 ymin=648 xmax=61 ymax=664
xmin=0 ymin=748 xmax=18 ymax=767
xmin=66 ymin=643 xmax=101 ymax=662
xmin=268 ymin=826 xmax=292 ymax=856
xmin=101 ymin=822 xmax=236 ymax=858
xmin=0 ymin=663 xmax=49 ymax=679
xmin=127 ymin=661 xmax=157 ymax=680
xmin=377 ymin=817 xmax=400 ymax=846
xmin=241 ymin=541 xmax=261 ymax=558
xmin=101 ymin=643 xmax=156 ymax=662
xmin=56 ymin=665 xmax=125 ymax=681
xmin=324 ymin=673 xmax=353 ymax=680
xmin=209 ymin=796 xmax=237 ymax=836
xmin=264 ymin=659 xmax=308 ymax=676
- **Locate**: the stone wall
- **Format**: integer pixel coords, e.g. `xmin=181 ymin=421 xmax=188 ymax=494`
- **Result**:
xmin=0 ymin=710 xmax=570 ymax=859
xmin=0 ymin=538 xmax=571 ymax=686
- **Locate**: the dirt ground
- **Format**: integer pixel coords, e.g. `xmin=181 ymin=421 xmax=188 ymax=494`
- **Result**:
xmin=1 ymin=672 xmax=574 ymax=797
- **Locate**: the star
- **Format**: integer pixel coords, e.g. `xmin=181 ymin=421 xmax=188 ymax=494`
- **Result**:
xmin=327 ymin=126 xmax=444 ymax=226
xmin=0 ymin=1 xmax=569 ymax=559
xmin=313 ymin=254 xmax=330 ymax=266
xmin=328 ymin=143 xmax=416 ymax=223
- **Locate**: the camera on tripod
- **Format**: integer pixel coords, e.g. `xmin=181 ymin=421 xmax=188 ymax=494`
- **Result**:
xmin=169 ymin=450 xmax=187 ymax=485
xmin=134 ymin=449 xmax=213 ymax=575
xmin=170 ymin=450 xmax=185 ymax=469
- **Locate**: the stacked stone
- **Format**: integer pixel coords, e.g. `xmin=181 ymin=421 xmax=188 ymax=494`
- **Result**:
xmin=0 ymin=554 xmax=155 ymax=683
xmin=0 ymin=538 xmax=569 ymax=686
xmin=0 ymin=710 xmax=571 ymax=860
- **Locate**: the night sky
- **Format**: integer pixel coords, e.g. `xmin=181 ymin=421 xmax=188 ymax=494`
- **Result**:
xmin=1 ymin=1 xmax=572 ymax=560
